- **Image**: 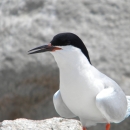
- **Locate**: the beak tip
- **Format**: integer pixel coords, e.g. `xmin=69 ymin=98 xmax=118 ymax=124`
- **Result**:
xmin=28 ymin=44 xmax=61 ymax=55
xmin=28 ymin=49 xmax=34 ymax=52
xmin=28 ymin=52 xmax=34 ymax=55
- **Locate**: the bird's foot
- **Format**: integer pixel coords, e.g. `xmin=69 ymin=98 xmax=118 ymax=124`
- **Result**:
xmin=106 ymin=123 xmax=110 ymax=130
xmin=83 ymin=127 xmax=87 ymax=130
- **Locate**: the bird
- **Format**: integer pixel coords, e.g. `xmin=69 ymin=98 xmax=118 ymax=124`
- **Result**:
xmin=28 ymin=32 xmax=130 ymax=130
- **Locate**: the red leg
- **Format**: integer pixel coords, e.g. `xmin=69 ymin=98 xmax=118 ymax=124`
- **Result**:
xmin=83 ymin=127 xmax=87 ymax=130
xmin=106 ymin=123 xmax=111 ymax=130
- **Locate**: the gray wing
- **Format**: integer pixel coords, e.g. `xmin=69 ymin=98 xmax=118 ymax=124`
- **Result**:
xmin=96 ymin=87 xmax=127 ymax=123
xmin=53 ymin=90 xmax=76 ymax=118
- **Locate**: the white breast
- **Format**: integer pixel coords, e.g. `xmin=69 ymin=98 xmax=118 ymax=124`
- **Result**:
xmin=51 ymin=45 xmax=105 ymax=120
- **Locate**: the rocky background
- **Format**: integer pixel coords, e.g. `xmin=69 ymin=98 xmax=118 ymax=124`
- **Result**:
xmin=0 ymin=118 xmax=83 ymax=130
xmin=0 ymin=0 xmax=130 ymax=130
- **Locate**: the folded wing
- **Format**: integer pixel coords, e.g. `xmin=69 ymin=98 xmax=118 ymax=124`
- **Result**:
xmin=96 ymin=87 xmax=127 ymax=123
xmin=125 ymin=96 xmax=130 ymax=118
xmin=53 ymin=90 xmax=76 ymax=118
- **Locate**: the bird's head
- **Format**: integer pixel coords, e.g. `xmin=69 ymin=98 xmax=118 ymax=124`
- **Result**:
xmin=28 ymin=33 xmax=91 ymax=64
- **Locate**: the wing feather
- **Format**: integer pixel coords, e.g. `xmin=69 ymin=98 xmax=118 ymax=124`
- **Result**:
xmin=53 ymin=90 xmax=76 ymax=118
xmin=125 ymin=96 xmax=130 ymax=118
xmin=96 ymin=87 xmax=127 ymax=123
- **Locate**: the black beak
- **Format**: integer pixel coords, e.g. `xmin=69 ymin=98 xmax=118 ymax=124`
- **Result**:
xmin=28 ymin=44 xmax=61 ymax=54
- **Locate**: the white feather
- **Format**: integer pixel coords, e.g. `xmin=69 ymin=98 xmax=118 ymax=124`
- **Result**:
xmin=53 ymin=90 xmax=76 ymax=118
xmin=125 ymin=96 xmax=130 ymax=118
xmin=51 ymin=45 xmax=128 ymax=127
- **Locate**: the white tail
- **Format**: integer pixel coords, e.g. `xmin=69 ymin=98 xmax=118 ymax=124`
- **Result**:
xmin=125 ymin=96 xmax=130 ymax=118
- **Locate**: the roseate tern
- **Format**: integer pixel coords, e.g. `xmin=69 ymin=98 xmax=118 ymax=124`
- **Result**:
xmin=29 ymin=33 xmax=130 ymax=130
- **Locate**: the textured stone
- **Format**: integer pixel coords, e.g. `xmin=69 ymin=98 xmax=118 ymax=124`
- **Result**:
xmin=0 ymin=0 xmax=130 ymax=130
xmin=0 ymin=118 xmax=82 ymax=130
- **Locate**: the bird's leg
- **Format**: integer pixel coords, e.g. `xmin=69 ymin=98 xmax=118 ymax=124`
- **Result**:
xmin=83 ymin=127 xmax=87 ymax=130
xmin=106 ymin=123 xmax=111 ymax=130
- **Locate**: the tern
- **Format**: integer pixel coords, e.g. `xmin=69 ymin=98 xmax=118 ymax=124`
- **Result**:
xmin=29 ymin=33 xmax=130 ymax=130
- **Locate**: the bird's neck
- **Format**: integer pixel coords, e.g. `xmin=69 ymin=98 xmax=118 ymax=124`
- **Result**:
xmin=52 ymin=48 xmax=91 ymax=71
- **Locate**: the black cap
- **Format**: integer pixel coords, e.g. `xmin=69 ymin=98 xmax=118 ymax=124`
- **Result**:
xmin=51 ymin=33 xmax=91 ymax=64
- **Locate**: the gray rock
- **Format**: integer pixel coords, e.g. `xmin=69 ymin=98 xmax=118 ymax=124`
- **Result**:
xmin=0 ymin=0 xmax=59 ymax=121
xmin=0 ymin=0 xmax=130 ymax=130
xmin=0 ymin=118 xmax=82 ymax=130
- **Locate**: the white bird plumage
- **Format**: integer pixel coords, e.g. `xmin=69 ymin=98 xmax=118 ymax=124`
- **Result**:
xmin=52 ymin=45 xmax=130 ymax=127
xmin=29 ymin=33 xmax=130 ymax=130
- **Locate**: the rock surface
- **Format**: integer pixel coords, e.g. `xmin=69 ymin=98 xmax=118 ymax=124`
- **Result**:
xmin=0 ymin=118 xmax=82 ymax=130
xmin=0 ymin=118 xmax=130 ymax=130
xmin=0 ymin=0 xmax=130 ymax=130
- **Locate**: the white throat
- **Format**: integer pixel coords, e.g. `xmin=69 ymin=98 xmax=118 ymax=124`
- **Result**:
xmin=50 ymin=45 xmax=91 ymax=70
